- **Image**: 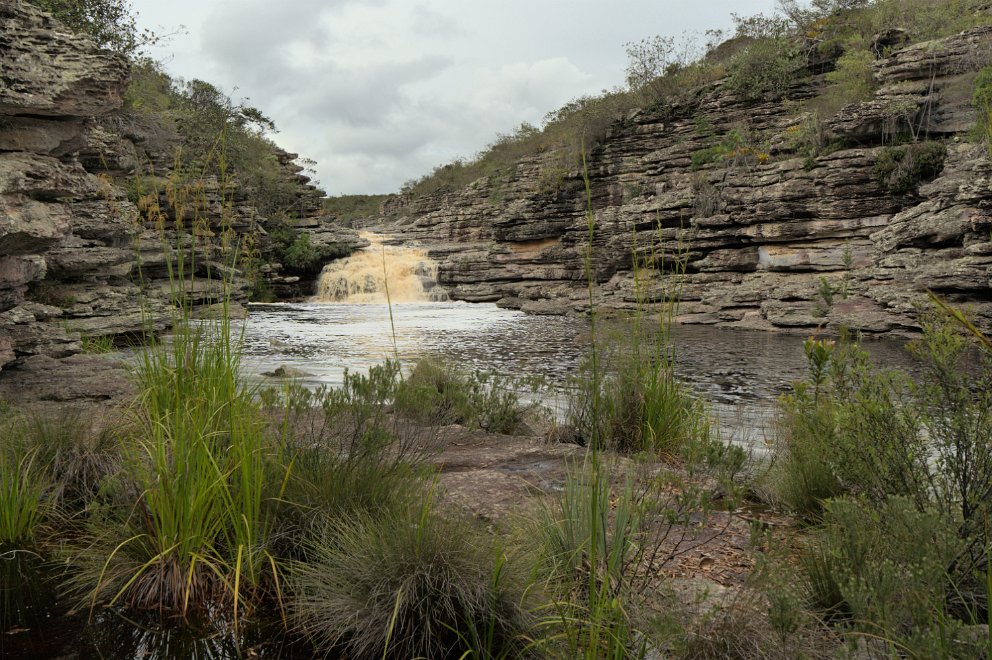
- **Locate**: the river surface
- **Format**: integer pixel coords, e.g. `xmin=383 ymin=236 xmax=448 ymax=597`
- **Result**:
xmin=239 ymin=301 xmax=917 ymax=446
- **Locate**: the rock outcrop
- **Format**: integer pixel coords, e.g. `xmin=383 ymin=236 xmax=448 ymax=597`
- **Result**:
xmin=358 ymin=26 xmax=992 ymax=336
xmin=0 ymin=0 xmax=361 ymax=381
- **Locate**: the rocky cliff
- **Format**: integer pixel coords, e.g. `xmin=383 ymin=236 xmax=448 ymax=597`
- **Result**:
xmin=0 ymin=0 xmax=362 ymax=382
xmin=362 ymin=26 xmax=992 ymax=336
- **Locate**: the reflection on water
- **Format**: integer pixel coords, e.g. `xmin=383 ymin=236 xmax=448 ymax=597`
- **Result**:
xmin=241 ymin=302 xmax=917 ymax=445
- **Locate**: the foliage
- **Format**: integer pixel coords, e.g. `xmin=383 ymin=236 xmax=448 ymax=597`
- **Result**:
xmin=0 ymin=436 xmax=48 ymax=548
xmin=873 ymin=141 xmax=947 ymax=194
xmin=799 ymin=496 xmax=979 ymax=657
xmin=824 ymin=46 xmax=875 ymax=106
xmin=26 ymin=0 xmax=155 ymax=56
xmin=973 ymin=66 xmax=992 ymax=149
xmin=65 ymin=308 xmax=277 ymax=619
xmin=80 ymin=334 xmax=116 ymax=354
xmin=263 ymin=361 xmax=434 ymax=526
xmin=289 ymin=491 xmax=531 ymax=659
xmin=124 ymin=62 xmax=304 ymax=220
xmin=691 ymin=127 xmax=770 ymax=171
xmin=396 ymin=357 xmax=540 ymax=435
xmin=559 ymin=331 xmax=716 ymax=462
xmin=725 ymin=36 xmax=801 ymax=100
xmin=772 ymin=315 xmax=992 ymax=589
xmin=322 ymin=194 xmax=388 ymax=227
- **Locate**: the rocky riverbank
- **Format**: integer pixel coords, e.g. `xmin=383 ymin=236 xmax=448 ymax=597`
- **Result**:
xmin=0 ymin=0 xmax=365 ymax=382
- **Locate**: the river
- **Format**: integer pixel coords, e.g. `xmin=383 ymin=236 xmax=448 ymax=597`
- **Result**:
xmin=239 ymin=300 xmax=917 ymax=447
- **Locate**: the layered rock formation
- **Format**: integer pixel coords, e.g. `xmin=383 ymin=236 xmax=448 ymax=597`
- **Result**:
xmin=0 ymin=0 xmax=362 ymax=381
xmin=362 ymin=26 xmax=992 ymax=336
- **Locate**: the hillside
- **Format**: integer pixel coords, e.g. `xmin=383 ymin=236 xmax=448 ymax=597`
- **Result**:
xmin=335 ymin=0 xmax=992 ymax=336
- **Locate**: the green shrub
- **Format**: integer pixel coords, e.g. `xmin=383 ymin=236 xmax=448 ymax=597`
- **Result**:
xmin=873 ymin=141 xmax=947 ymax=194
xmin=26 ymin=0 xmax=153 ymax=55
xmin=769 ymin=336 xmax=928 ymax=519
xmin=799 ymin=496 xmax=977 ymax=656
xmin=691 ymin=128 xmax=770 ymax=171
xmin=289 ymin=492 xmax=531 ymax=659
xmin=824 ymin=46 xmax=876 ymax=106
xmin=396 ymin=357 xmax=539 ymax=435
xmin=725 ymin=37 xmax=802 ymax=100
xmin=973 ymin=66 xmax=992 ymax=149
xmin=772 ymin=314 xmax=992 ymax=601
xmin=271 ymin=364 xmax=433 ymax=527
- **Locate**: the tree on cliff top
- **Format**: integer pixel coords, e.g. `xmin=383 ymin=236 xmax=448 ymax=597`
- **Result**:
xmin=28 ymin=0 xmax=157 ymax=55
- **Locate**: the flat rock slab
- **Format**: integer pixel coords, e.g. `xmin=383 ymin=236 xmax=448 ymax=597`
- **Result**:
xmin=0 ymin=353 xmax=133 ymax=404
xmin=430 ymin=425 xmax=583 ymax=521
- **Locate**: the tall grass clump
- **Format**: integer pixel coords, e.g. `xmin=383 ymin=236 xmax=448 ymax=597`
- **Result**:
xmin=0 ymin=442 xmax=48 ymax=549
xmin=66 ymin=312 xmax=279 ymax=619
xmin=561 ymin=337 xmax=712 ymax=458
xmin=289 ymin=489 xmax=531 ymax=659
xmin=65 ymin=142 xmax=284 ymax=621
xmin=527 ymin=459 xmax=736 ymax=659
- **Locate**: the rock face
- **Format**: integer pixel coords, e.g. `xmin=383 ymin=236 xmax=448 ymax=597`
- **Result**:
xmin=0 ymin=0 xmax=361 ymax=379
xmin=358 ymin=27 xmax=992 ymax=336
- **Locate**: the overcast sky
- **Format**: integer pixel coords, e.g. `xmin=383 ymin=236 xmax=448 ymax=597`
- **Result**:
xmin=131 ymin=0 xmax=779 ymax=195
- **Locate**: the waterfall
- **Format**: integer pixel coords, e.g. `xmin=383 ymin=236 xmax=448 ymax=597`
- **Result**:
xmin=313 ymin=232 xmax=447 ymax=303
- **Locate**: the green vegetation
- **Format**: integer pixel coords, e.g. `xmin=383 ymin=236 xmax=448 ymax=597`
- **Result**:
xmin=974 ymin=66 xmax=992 ymax=149
xmin=26 ymin=0 xmax=156 ymax=55
xmin=691 ymin=127 xmax=770 ymax=171
xmin=396 ymin=357 xmax=540 ymax=435
xmin=323 ymin=194 xmax=389 ymax=226
xmin=761 ymin=311 xmax=992 ymax=656
xmin=873 ymin=141 xmax=947 ymax=194
xmin=290 ymin=491 xmax=530 ymax=659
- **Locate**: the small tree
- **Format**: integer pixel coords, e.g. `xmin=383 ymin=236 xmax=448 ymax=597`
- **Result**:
xmin=27 ymin=0 xmax=156 ymax=56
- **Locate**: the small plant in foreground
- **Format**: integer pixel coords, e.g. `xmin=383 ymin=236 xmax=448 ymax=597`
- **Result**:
xmin=289 ymin=490 xmax=531 ymax=659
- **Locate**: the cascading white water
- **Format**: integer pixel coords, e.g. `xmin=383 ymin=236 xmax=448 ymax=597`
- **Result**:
xmin=313 ymin=232 xmax=447 ymax=303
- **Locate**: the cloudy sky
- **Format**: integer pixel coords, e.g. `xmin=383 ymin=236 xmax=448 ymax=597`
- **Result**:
xmin=131 ymin=0 xmax=778 ymax=195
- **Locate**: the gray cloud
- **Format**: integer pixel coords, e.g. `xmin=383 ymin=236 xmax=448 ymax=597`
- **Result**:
xmin=134 ymin=0 xmax=780 ymax=194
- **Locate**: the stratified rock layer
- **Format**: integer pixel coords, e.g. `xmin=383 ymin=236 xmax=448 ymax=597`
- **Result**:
xmin=0 ymin=1 xmax=362 ymax=379
xmin=360 ymin=27 xmax=992 ymax=336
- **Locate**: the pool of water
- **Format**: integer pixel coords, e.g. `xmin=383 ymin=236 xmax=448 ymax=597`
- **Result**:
xmin=239 ymin=301 xmax=917 ymax=445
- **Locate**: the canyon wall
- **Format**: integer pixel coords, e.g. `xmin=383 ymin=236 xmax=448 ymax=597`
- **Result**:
xmin=0 ymin=1 xmax=363 ymax=380
xmin=368 ymin=26 xmax=992 ymax=336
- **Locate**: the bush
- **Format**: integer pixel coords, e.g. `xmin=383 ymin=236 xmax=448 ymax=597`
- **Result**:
xmin=769 ymin=336 xmax=928 ymax=519
xmin=396 ymin=357 xmax=539 ymax=435
xmin=27 ymin=0 xmax=154 ymax=56
xmin=289 ymin=493 xmax=531 ymax=659
xmin=873 ymin=141 xmax=947 ymax=194
xmin=799 ymin=496 xmax=977 ymax=656
xmin=270 ymin=362 xmax=433 ymax=525
xmin=771 ymin=314 xmax=992 ymax=616
xmin=725 ymin=37 xmax=802 ymax=100
xmin=824 ymin=46 xmax=875 ymax=106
